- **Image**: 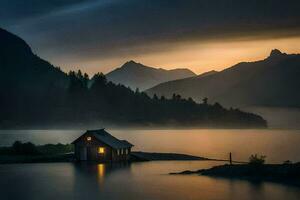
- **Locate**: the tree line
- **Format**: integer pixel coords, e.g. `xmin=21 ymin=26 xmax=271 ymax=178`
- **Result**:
xmin=0 ymin=70 xmax=267 ymax=128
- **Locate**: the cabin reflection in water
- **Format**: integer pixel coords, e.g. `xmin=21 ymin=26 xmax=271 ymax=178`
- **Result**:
xmin=97 ymin=163 xmax=131 ymax=178
xmin=98 ymin=164 xmax=105 ymax=179
xmin=72 ymin=129 xmax=133 ymax=162
xmin=73 ymin=162 xmax=132 ymax=186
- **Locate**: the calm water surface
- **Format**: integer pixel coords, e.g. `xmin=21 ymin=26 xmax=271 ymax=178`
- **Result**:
xmin=1 ymin=129 xmax=300 ymax=200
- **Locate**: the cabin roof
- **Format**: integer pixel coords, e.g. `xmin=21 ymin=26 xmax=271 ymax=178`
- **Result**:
xmin=72 ymin=129 xmax=134 ymax=149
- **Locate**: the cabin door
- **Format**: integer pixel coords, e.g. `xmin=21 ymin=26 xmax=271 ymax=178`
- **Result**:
xmin=87 ymin=147 xmax=94 ymax=160
xmin=80 ymin=147 xmax=87 ymax=161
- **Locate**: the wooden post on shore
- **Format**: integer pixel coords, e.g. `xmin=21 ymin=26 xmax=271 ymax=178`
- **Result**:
xmin=229 ymin=152 xmax=232 ymax=165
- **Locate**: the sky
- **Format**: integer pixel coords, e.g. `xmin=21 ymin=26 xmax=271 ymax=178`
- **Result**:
xmin=1 ymin=0 xmax=300 ymax=75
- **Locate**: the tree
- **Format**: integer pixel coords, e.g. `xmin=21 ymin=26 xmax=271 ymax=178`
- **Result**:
xmin=249 ymin=154 xmax=266 ymax=165
xmin=3 ymin=64 xmax=267 ymax=128
xmin=68 ymin=71 xmax=86 ymax=93
xmin=172 ymin=93 xmax=176 ymax=100
xmin=213 ymin=102 xmax=223 ymax=110
xmin=22 ymin=142 xmax=39 ymax=155
xmin=283 ymin=160 xmax=292 ymax=164
xmin=188 ymin=97 xmax=195 ymax=103
xmin=91 ymin=73 xmax=107 ymax=89
xmin=135 ymin=88 xmax=140 ymax=94
xmin=12 ymin=141 xmax=22 ymax=154
xmin=172 ymin=94 xmax=181 ymax=101
xmin=202 ymin=97 xmax=208 ymax=105
xmin=83 ymin=73 xmax=89 ymax=88
xmin=12 ymin=141 xmax=39 ymax=155
xmin=77 ymin=70 xmax=83 ymax=79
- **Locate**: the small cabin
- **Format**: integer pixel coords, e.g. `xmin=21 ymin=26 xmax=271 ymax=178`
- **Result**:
xmin=72 ymin=129 xmax=133 ymax=162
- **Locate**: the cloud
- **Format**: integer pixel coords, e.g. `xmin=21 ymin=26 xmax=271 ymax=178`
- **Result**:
xmin=1 ymin=0 xmax=300 ymax=72
xmin=0 ymin=0 xmax=95 ymax=23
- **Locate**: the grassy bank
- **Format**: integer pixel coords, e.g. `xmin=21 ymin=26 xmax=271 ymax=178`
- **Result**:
xmin=0 ymin=141 xmax=74 ymax=164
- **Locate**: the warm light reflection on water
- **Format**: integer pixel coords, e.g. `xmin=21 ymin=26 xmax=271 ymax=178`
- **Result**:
xmin=1 ymin=161 xmax=300 ymax=200
xmin=1 ymin=129 xmax=300 ymax=163
xmin=111 ymin=129 xmax=300 ymax=163
xmin=97 ymin=164 xmax=105 ymax=185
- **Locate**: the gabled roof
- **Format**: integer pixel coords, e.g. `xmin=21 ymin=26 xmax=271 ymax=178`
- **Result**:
xmin=72 ymin=129 xmax=134 ymax=149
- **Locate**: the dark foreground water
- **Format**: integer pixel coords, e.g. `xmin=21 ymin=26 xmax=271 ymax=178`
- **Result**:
xmin=1 ymin=161 xmax=300 ymax=200
xmin=1 ymin=129 xmax=300 ymax=200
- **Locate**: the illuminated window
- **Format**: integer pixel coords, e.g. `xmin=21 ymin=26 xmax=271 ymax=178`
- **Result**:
xmin=121 ymin=149 xmax=123 ymax=154
xmin=125 ymin=149 xmax=128 ymax=155
xmin=87 ymin=137 xmax=91 ymax=141
xmin=117 ymin=149 xmax=120 ymax=155
xmin=98 ymin=147 xmax=105 ymax=154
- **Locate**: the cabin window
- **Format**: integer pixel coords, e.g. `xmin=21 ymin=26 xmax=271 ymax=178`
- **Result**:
xmin=121 ymin=149 xmax=123 ymax=155
xmin=125 ymin=149 xmax=128 ymax=155
xmin=87 ymin=137 xmax=92 ymax=141
xmin=117 ymin=149 xmax=120 ymax=155
xmin=98 ymin=147 xmax=105 ymax=154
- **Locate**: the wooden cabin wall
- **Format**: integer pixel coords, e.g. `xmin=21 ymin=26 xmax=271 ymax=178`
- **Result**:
xmin=74 ymin=134 xmax=113 ymax=162
xmin=74 ymin=133 xmax=132 ymax=162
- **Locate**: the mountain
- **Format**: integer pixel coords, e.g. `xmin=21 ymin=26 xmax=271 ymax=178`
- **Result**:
xmin=106 ymin=60 xmax=196 ymax=91
xmin=0 ymin=27 xmax=68 ymax=126
xmin=197 ymin=70 xmax=218 ymax=78
xmin=0 ymin=27 xmax=266 ymax=129
xmin=0 ymin=27 xmax=68 ymax=91
xmin=147 ymin=49 xmax=300 ymax=108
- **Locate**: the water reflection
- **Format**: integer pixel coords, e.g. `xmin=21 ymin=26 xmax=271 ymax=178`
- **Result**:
xmin=1 ymin=129 xmax=300 ymax=199
xmin=73 ymin=162 xmax=132 ymax=188
xmin=97 ymin=164 xmax=105 ymax=183
xmin=1 ymin=162 xmax=300 ymax=200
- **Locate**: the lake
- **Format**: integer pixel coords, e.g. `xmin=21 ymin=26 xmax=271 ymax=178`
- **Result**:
xmin=1 ymin=129 xmax=300 ymax=200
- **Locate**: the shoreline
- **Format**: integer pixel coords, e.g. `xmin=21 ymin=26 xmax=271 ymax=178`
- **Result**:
xmin=0 ymin=151 xmax=215 ymax=164
xmin=170 ymin=163 xmax=300 ymax=187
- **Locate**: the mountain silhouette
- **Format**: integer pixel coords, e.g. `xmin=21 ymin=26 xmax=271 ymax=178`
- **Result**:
xmin=106 ymin=60 xmax=196 ymax=91
xmin=147 ymin=49 xmax=300 ymax=108
xmin=0 ymin=27 xmax=266 ymax=128
xmin=0 ymin=27 xmax=68 ymax=92
xmin=0 ymin=27 xmax=68 ymax=127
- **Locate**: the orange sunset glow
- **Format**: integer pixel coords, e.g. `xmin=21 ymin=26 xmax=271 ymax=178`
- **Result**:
xmin=62 ymin=35 xmax=300 ymax=75
xmin=1 ymin=1 xmax=300 ymax=200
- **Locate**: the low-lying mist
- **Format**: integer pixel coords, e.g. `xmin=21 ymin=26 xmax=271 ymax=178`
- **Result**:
xmin=244 ymin=106 xmax=300 ymax=129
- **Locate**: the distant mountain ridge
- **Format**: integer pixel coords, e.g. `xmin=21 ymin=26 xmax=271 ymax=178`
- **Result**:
xmin=147 ymin=49 xmax=300 ymax=108
xmin=106 ymin=60 xmax=196 ymax=91
xmin=0 ymin=27 xmax=266 ymax=129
